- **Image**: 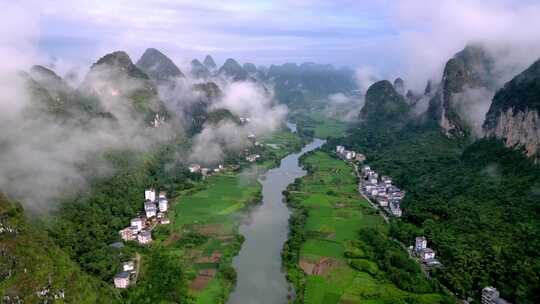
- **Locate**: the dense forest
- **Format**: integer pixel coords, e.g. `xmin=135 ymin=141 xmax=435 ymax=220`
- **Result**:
xmin=330 ymin=119 xmax=540 ymax=303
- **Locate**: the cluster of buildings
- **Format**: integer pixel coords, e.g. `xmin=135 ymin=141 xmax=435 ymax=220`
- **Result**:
xmin=118 ymin=189 xmax=170 ymax=246
xmin=189 ymin=164 xmax=224 ymax=176
xmin=336 ymin=145 xmax=366 ymax=162
xmin=115 ymin=188 xmax=171 ymax=289
xmin=481 ymin=287 xmax=510 ymax=304
xmin=360 ymin=165 xmax=405 ymax=217
xmin=413 ymin=236 xmax=441 ymax=267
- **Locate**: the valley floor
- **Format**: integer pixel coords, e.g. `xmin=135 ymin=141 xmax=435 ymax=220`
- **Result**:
xmin=123 ymin=128 xmax=303 ymax=303
xmin=283 ymin=151 xmax=454 ymax=304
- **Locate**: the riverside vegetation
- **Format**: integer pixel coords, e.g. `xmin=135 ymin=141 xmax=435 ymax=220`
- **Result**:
xmin=282 ymin=151 xmax=455 ymax=304
xmin=44 ymin=127 xmax=302 ymax=303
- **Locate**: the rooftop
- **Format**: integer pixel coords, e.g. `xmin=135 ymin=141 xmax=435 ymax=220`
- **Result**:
xmin=115 ymin=271 xmax=130 ymax=279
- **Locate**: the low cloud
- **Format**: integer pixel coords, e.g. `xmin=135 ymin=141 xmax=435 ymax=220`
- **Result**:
xmin=189 ymin=81 xmax=287 ymax=165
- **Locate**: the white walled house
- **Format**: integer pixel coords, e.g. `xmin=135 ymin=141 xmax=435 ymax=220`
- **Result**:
xmin=355 ymin=153 xmax=366 ymax=162
xmin=144 ymin=189 xmax=156 ymax=202
xmin=119 ymin=227 xmax=136 ymax=241
xmin=159 ymin=191 xmax=167 ymax=199
xmin=130 ymin=218 xmax=144 ymax=232
xmin=114 ymin=272 xmax=130 ymax=289
xmin=189 ymin=164 xmax=201 ymax=173
xmin=138 ymin=230 xmax=152 ymax=245
xmin=145 ymin=206 xmax=157 ymax=218
xmin=378 ymin=199 xmax=389 ymax=207
xmin=415 ymin=236 xmax=427 ymax=252
xmin=122 ymin=261 xmax=135 ymax=272
xmin=158 ymin=198 xmax=168 ymax=212
xmin=420 ymin=248 xmax=436 ymax=261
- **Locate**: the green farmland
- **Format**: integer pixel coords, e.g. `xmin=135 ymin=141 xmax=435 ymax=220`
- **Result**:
xmin=124 ymin=128 xmax=302 ymax=303
xmin=283 ymin=151 xmax=455 ymax=304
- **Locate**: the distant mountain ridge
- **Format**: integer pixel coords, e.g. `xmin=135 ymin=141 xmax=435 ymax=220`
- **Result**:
xmin=218 ymin=58 xmax=248 ymax=81
xmin=267 ymin=62 xmax=357 ymax=105
xmin=203 ymin=55 xmax=217 ymax=70
xmin=136 ymin=48 xmax=184 ymax=82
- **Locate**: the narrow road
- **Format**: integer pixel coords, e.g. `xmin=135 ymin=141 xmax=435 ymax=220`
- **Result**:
xmin=132 ymin=253 xmax=142 ymax=284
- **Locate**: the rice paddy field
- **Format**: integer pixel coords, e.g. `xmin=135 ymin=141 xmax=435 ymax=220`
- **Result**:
xmin=285 ymin=151 xmax=453 ymax=304
xmin=298 ymin=112 xmax=349 ymax=139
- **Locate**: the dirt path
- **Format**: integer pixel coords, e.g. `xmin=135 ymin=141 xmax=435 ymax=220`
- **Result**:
xmin=133 ymin=253 xmax=142 ymax=284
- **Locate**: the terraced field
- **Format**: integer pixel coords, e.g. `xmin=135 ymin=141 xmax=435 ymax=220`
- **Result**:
xmin=284 ymin=151 xmax=454 ymax=304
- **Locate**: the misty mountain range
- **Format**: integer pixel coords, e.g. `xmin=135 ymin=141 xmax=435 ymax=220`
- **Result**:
xmin=358 ymin=44 xmax=540 ymax=159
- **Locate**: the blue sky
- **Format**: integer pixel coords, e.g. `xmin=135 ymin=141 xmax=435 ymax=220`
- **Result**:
xmin=5 ymin=0 xmax=540 ymax=88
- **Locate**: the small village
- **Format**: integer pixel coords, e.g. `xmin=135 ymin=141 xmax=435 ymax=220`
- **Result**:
xmin=114 ymin=189 xmax=170 ymax=289
xmin=335 ymin=145 xmax=441 ymax=268
xmin=335 ymin=144 xmax=515 ymax=304
xmin=187 ymin=132 xmax=265 ymax=178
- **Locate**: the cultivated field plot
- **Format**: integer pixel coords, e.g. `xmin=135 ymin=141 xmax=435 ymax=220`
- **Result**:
xmin=286 ymin=151 xmax=451 ymax=304
xmin=158 ymin=173 xmax=261 ymax=304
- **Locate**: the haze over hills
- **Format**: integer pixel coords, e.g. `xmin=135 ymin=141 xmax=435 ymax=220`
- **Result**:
xmin=0 ymin=23 xmax=540 ymax=303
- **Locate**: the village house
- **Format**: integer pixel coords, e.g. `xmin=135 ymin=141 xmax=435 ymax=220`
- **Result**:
xmin=482 ymin=286 xmax=510 ymax=304
xmin=151 ymin=113 xmax=165 ymax=128
xmin=389 ymin=202 xmax=402 ymax=217
xmin=160 ymin=217 xmax=171 ymax=225
xmin=159 ymin=191 xmax=166 ymax=199
xmin=246 ymin=154 xmax=260 ymax=162
xmin=158 ymin=198 xmax=168 ymax=212
xmin=130 ymin=217 xmax=144 ymax=232
xmin=415 ymin=236 xmax=427 ymax=252
xmin=119 ymin=227 xmax=137 ymax=241
xmin=248 ymin=133 xmax=256 ymax=144
xmin=189 ymin=164 xmax=201 ymax=173
xmin=419 ymin=248 xmax=436 ymax=261
xmin=201 ymin=168 xmax=210 ymax=176
xmin=378 ymin=198 xmax=389 ymax=207
xmin=355 ymin=153 xmax=366 ymax=162
xmin=144 ymin=188 xmax=156 ymax=202
xmin=144 ymin=201 xmax=157 ymax=218
xmin=114 ymin=272 xmax=130 ymax=289
xmin=138 ymin=230 xmax=152 ymax=245
xmin=122 ymin=261 xmax=135 ymax=272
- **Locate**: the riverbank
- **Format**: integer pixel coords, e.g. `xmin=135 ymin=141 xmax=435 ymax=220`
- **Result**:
xmin=283 ymin=151 xmax=454 ymax=304
xmin=228 ymin=138 xmax=325 ymax=304
xmin=122 ymin=127 xmax=304 ymax=303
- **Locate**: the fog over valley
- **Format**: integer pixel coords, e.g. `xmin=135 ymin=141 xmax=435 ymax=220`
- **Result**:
xmin=1 ymin=1 xmax=540 ymax=304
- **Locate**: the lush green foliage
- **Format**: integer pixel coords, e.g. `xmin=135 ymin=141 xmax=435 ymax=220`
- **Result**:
xmin=49 ymin=144 xmax=196 ymax=283
xmin=334 ymin=118 xmax=540 ymax=303
xmin=0 ymin=193 xmax=117 ymax=302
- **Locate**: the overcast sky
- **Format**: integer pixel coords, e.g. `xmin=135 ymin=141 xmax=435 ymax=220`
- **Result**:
xmin=4 ymin=0 xmax=540 ymax=89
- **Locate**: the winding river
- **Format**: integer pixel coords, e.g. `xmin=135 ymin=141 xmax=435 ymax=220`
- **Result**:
xmin=227 ymin=127 xmax=325 ymax=304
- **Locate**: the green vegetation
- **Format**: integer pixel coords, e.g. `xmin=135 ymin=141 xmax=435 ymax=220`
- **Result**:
xmin=283 ymin=151 xmax=453 ymax=303
xmin=294 ymin=111 xmax=348 ymax=139
xmin=334 ymin=118 xmax=540 ymax=303
xmin=44 ymin=127 xmax=301 ymax=303
xmin=0 ymin=193 xmax=117 ymax=302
